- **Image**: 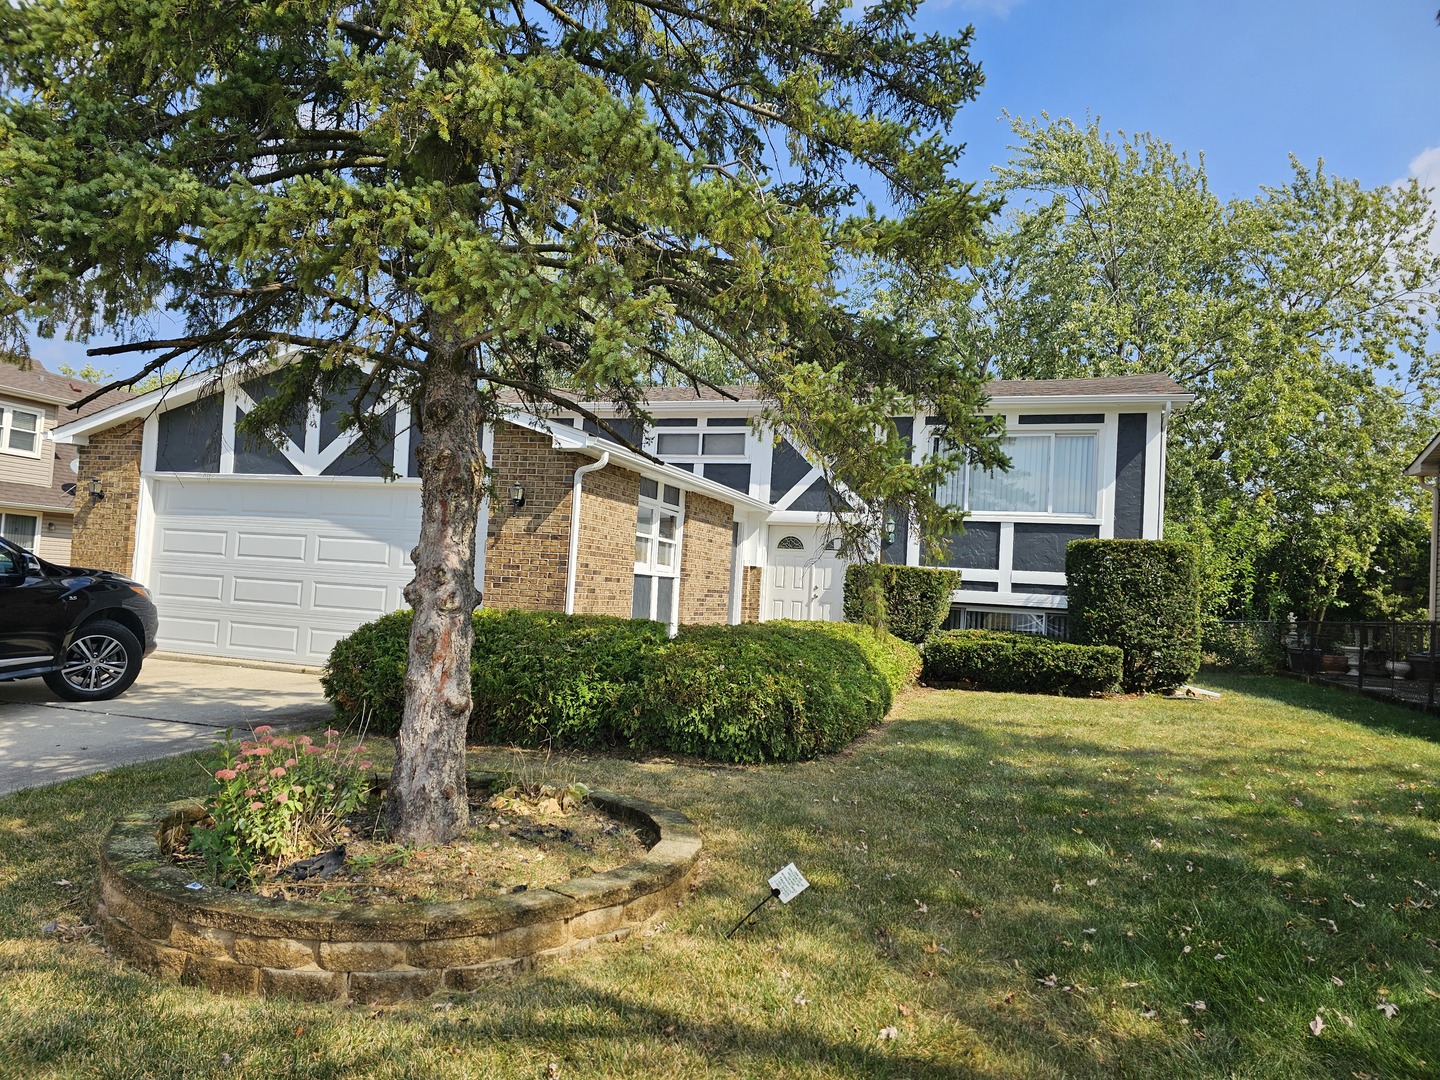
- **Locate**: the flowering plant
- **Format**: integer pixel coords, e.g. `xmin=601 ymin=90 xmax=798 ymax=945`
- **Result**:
xmin=188 ymin=726 xmax=373 ymax=885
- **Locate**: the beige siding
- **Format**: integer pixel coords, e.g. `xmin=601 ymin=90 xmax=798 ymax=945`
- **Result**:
xmin=34 ymin=516 xmax=74 ymax=564
xmin=0 ymin=395 xmax=57 ymax=488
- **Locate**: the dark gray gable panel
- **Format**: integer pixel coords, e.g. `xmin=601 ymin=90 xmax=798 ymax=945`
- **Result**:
xmin=1012 ymin=523 xmax=1101 ymax=573
xmin=241 ymin=372 xmax=308 ymax=448
xmin=1114 ymin=413 xmax=1148 ymax=539
xmin=155 ymin=395 xmax=223 ymax=473
xmin=1012 ymin=583 xmax=1068 ymax=596
xmin=653 ymin=417 xmax=697 ymax=427
xmin=233 ymin=411 xmax=301 ymax=475
xmin=891 ymin=416 xmax=914 ymax=451
xmin=770 ymin=438 xmax=815 ymax=504
xmin=788 ymin=475 xmax=852 ymax=512
xmin=957 ymin=580 xmax=998 ymax=592
xmin=702 ymin=462 xmax=750 ymax=493
xmin=925 ymin=521 xmax=1000 ymax=570
xmin=1017 ymin=413 xmax=1104 ymax=425
xmin=321 ymin=409 xmax=398 ymax=477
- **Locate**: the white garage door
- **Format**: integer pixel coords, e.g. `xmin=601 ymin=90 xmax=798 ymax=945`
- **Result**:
xmin=146 ymin=478 xmax=422 ymax=665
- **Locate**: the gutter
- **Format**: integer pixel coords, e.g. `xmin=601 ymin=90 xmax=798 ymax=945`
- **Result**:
xmin=565 ymin=451 xmax=610 ymax=615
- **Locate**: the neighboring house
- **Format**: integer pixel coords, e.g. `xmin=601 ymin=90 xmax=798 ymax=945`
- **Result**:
xmin=0 ymin=361 xmax=132 ymax=563
xmin=52 ymin=364 xmax=1189 ymax=666
xmin=1404 ymin=432 xmax=1440 ymax=620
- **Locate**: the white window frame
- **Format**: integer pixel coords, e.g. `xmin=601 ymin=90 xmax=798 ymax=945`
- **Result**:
xmin=1 ymin=405 xmax=44 ymax=458
xmin=652 ymin=419 xmax=751 ymax=469
xmin=0 ymin=512 xmax=39 ymax=550
xmin=935 ymin=428 xmax=1102 ymax=520
xmin=633 ymin=479 xmax=684 ymax=631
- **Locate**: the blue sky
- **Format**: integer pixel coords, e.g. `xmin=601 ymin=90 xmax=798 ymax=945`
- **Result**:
xmin=27 ymin=0 xmax=1440 ymax=377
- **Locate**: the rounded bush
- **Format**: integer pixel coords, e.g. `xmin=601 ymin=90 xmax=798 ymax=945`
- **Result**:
xmin=842 ymin=564 xmax=958 ymax=643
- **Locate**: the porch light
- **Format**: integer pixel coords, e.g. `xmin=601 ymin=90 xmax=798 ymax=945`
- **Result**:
xmin=87 ymin=477 xmax=105 ymax=500
xmin=510 ymin=481 xmax=525 ymax=510
xmin=883 ymin=514 xmax=897 ymax=547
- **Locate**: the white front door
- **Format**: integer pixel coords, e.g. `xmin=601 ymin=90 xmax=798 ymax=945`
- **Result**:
xmin=766 ymin=527 xmax=846 ymax=621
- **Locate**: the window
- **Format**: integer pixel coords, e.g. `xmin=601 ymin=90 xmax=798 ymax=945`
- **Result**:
xmin=1 ymin=405 xmax=42 ymax=456
xmin=0 ymin=513 xmax=38 ymax=550
xmin=634 ymin=479 xmax=682 ymax=626
xmin=937 ymin=432 xmax=1098 ymax=517
xmin=654 ymin=422 xmax=749 ymax=463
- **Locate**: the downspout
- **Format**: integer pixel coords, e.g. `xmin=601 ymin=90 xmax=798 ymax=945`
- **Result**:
xmin=565 ymin=451 xmax=611 ymax=615
xmin=1157 ymin=400 xmax=1172 ymax=538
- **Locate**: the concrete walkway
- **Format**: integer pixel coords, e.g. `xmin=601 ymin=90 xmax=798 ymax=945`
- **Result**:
xmin=0 ymin=655 xmax=335 ymax=796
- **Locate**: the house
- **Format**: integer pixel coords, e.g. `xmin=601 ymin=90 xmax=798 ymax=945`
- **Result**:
xmin=51 ymin=364 xmax=1189 ymax=665
xmin=1403 ymin=432 xmax=1440 ymax=620
xmin=0 ymin=361 xmax=132 ymax=563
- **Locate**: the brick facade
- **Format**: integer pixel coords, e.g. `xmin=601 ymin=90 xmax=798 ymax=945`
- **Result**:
xmin=483 ymin=425 xmax=576 ymax=612
xmin=72 ymin=420 xmax=143 ymax=574
xmin=677 ymin=491 xmax=733 ymax=625
xmin=740 ymin=565 xmax=763 ymax=623
xmin=571 ymin=465 xmax=641 ymax=618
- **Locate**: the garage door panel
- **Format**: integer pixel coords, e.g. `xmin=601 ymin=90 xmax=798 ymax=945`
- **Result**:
xmin=147 ymin=478 xmax=421 ymax=664
xmin=235 ymin=532 xmax=306 ymax=561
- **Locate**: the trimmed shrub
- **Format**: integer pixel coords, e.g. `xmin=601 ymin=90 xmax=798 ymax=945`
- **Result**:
xmin=843 ymin=564 xmax=959 ymax=643
xmin=324 ymin=610 xmax=920 ymax=762
xmin=923 ymin=629 xmax=1122 ymax=696
xmin=1066 ymin=539 xmax=1202 ymax=692
xmin=322 ymin=609 xmax=670 ymax=745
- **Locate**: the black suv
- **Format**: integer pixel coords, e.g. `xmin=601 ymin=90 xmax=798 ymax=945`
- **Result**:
xmin=0 ymin=537 xmax=159 ymax=700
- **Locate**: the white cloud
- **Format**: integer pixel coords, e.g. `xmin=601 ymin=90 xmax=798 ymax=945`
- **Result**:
xmin=1400 ymin=146 xmax=1440 ymax=255
xmin=921 ymin=0 xmax=1026 ymax=15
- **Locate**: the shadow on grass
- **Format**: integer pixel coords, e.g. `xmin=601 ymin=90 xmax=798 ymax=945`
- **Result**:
xmin=1199 ymin=672 xmax=1440 ymax=744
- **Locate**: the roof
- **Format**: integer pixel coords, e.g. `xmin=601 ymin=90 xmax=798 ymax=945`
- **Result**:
xmin=1406 ymin=430 xmax=1440 ymax=476
xmin=0 ymin=360 xmax=134 ymax=418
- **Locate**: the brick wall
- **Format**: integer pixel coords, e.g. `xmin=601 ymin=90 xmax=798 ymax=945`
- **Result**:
xmin=677 ymin=491 xmax=733 ymax=625
xmin=572 ymin=465 xmax=640 ymax=618
xmin=72 ymin=420 xmax=143 ymax=574
xmin=484 ymin=425 xmax=575 ymax=612
xmin=740 ymin=566 xmax=763 ymax=623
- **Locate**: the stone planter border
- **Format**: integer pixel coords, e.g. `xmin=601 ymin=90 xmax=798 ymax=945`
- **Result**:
xmin=96 ymin=773 xmax=700 ymax=1002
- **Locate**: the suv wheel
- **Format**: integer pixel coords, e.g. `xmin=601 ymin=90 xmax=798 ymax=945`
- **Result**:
xmin=42 ymin=620 xmax=144 ymax=701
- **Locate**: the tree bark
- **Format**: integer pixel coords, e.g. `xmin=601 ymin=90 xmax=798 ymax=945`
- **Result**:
xmin=387 ymin=330 xmax=482 ymax=845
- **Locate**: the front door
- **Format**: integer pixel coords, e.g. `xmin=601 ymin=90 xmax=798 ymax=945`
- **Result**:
xmin=766 ymin=527 xmax=845 ymax=621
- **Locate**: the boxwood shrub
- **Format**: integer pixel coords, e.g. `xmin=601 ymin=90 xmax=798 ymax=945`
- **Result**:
xmin=842 ymin=564 xmax=959 ymax=643
xmin=922 ymin=629 xmax=1122 ymax=696
xmin=323 ymin=610 xmax=920 ymax=763
xmin=1066 ymin=539 xmax=1202 ymax=692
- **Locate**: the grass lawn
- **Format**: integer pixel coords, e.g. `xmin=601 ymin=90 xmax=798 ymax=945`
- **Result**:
xmin=2 ymin=675 xmax=1439 ymax=1078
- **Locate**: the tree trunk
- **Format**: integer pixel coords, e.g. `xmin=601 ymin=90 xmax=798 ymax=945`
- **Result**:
xmin=387 ymin=334 xmax=482 ymax=845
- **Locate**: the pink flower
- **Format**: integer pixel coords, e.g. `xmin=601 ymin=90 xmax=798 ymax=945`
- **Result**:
xmin=354 ymin=746 xmax=368 ymax=754
xmin=274 ymin=791 xmax=289 ymax=803
xmin=249 ymin=801 xmax=263 ymax=811
xmin=297 ymin=735 xmax=313 ymax=747
xmin=285 ymin=758 xmax=298 ymax=767
xmin=252 ymin=745 xmax=273 ymax=756
xmin=305 ymin=744 xmax=324 ymax=755
xmin=269 ymin=766 xmax=286 ymax=778
xmin=244 ymin=788 xmax=258 ymax=797
xmin=253 ymin=725 xmax=274 ymax=736
xmin=214 ymin=768 xmax=238 ymax=781
xmin=324 ymin=728 xmax=339 ymax=738
xmin=358 ymin=761 xmax=374 ymax=771
xmin=236 ymin=762 xmax=250 ymax=772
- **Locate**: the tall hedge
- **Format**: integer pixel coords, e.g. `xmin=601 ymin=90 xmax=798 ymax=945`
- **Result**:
xmin=842 ymin=564 xmax=958 ymax=643
xmin=1066 ymin=539 xmax=1201 ymax=692
xmin=323 ymin=610 xmax=920 ymax=763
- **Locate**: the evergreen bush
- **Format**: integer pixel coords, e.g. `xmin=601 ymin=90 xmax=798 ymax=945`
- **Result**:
xmin=1066 ymin=539 xmax=1202 ymax=692
xmin=842 ymin=564 xmax=958 ymax=643
xmin=923 ymin=629 xmax=1122 ymax=696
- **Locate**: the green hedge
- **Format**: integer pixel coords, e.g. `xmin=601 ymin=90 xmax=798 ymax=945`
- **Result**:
xmin=1066 ymin=539 xmax=1202 ymax=692
xmin=922 ymin=629 xmax=1122 ymax=696
xmin=323 ymin=610 xmax=920 ymax=763
xmin=842 ymin=564 xmax=958 ymax=643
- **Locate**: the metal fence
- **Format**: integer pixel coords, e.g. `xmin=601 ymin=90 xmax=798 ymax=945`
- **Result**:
xmin=1279 ymin=620 xmax=1440 ymax=713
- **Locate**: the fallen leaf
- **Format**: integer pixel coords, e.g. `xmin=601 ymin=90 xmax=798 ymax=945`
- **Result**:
xmin=877 ymin=1025 xmax=898 ymax=1041
xmin=53 ymin=880 xmax=72 ymax=888
xmin=913 ymin=899 xmax=928 ymax=915
xmin=793 ymin=994 xmax=810 ymax=1006
xmin=1377 ymin=1002 xmax=1399 ymax=1019
xmin=1037 ymin=974 xmax=1059 ymax=989
xmin=1140 ymin=1008 xmax=1157 ymax=1019
xmin=1087 ymin=878 xmax=1099 ymax=886
xmin=546 ymin=1063 xmax=561 ymax=1080
xmin=897 ymin=1004 xmax=912 ymax=1017
xmin=1214 ymin=953 xmax=1227 ymax=961
xmin=1188 ymin=1000 xmax=1207 ymax=1011
xmin=1120 ymin=981 xmax=1141 ymax=989
xmin=921 ymin=940 xmax=940 ymax=955
xmin=1331 ymin=976 xmax=1344 ymax=987
xmin=1309 ymin=1015 xmax=1326 ymax=1036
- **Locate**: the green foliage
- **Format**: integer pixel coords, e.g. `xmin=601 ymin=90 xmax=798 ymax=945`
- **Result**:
xmin=1201 ymin=621 xmax=1285 ymax=675
xmin=970 ymin=115 xmax=1440 ymax=622
xmin=922 ymin=630 xmax=1122 ymax=696
xmin=1067 ymin=539 xmax=1202 ymax=692
xmin=188 ymin=726 xmax=372 ymax=886
xmin=324 ymin=611 xmax=919 ymax=763
xmin=842 ymin=564 xmax=958 ymax=643
xmin=1328 ymin=506 xmax=1431 ymax=622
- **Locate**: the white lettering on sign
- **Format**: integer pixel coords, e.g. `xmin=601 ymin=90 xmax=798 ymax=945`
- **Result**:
xmin=768 ymin=863 xmax=810 ymax=904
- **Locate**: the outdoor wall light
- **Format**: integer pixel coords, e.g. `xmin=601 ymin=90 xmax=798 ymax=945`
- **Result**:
xmin=883 ymin=515 xmax=897 ymax=547
xmin=87 ymin=477 xmax=105 ymax=500
xmin=510 ymin=481 xmax=525 ymax=510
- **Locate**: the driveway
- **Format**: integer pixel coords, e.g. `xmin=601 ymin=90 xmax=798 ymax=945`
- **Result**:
xmin=0 ymin=655 xmax=335 ymax=796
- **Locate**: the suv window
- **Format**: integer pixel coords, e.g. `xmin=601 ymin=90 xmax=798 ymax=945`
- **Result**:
xmin=0 ymin=548 xmax=19 ymax=575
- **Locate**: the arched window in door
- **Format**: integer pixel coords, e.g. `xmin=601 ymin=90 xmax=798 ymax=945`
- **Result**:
xmin=776 ymin=535 xmax=805 ymax=551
